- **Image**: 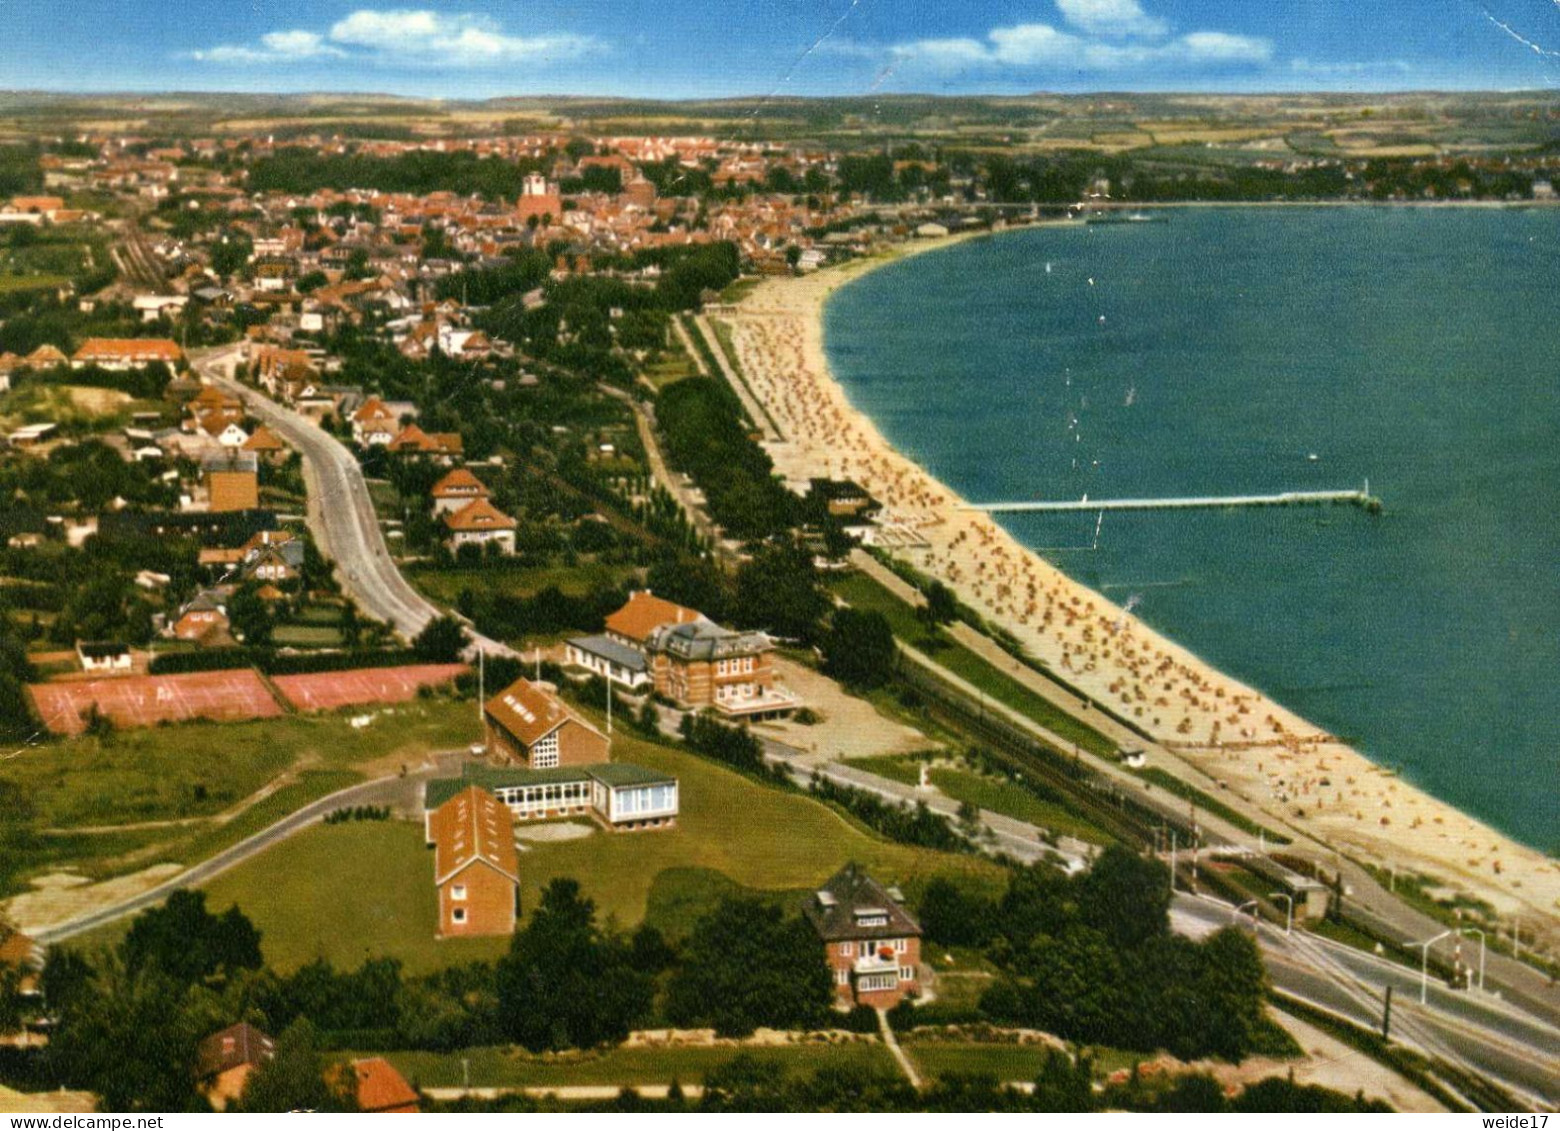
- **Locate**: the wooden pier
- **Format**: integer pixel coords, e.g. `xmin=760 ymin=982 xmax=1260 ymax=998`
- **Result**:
xmin=964 ymin=484 xmax=1382 ymax=516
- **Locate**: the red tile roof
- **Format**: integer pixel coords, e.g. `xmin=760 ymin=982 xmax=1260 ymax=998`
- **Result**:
xmin=342 ymin=1058 xmax=419 ymax=1114
xmin=605 ymin=590 xmax=705 ymax=643
xmin=443 ymin=497 xmax=515 ymax=532
xmin=429 ymin=785 xmax=518 ymax=885
xmin=484 ymin=676 xmax=589 ymax=748
xmin=431 ymin=467 xmax=490 ymax=497
xmin=73 ymin=338 xmax=184 ymax=364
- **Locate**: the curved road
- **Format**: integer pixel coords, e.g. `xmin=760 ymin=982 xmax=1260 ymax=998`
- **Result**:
xmin=193 ymin=347 xmax=513 ymax=657
xmin=28 ymin=770 xmax=435 ymax=945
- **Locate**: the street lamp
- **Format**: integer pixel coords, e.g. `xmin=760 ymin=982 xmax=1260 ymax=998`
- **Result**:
xmin=1233 ymin=899 xmax=1259 ymax=931
xmin=1460 ymin=927 xmax=1486 ymax=993
xmin=1413 ymin=929 xmax=1454 ymax=1004
xmin=1269 ymin=892 xmax=1294 ymax=936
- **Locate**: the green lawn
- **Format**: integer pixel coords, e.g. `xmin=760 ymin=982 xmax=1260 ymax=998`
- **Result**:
xmin=0 ymin=699 xmax=478 ymax=830
xmin=0 ymin=273 xmax=68 ymax=294
xmin=201 ymin=820 xmax=510 ymax=974
xmin=410 ymin=562 xmax=635 ymax=605
xmin=830 ymin=573 xmax=1117 ymax=758
xmin=844 ymin=753 xmax=1114 ymax=845
xmin=928 ymin=768 xmax=1114 ymax=846
xmin=901 ymin=1040 xmax=1144 ymax=1084
xmin=361 ymin=1041 xmax=895 ymax=1090
xmin=271 ymin=624 xmax=346 ymax=647
xmin=516 ymin=732 xmax=1002 ymax=934
xmin=179 ymin=732 xmax=998 ymax=971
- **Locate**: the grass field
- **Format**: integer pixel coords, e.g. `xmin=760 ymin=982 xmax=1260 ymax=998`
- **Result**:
xmin=359 ymin=1040 xmax=895 ymax=1090
xmin=0 ymin=699 xmax=478 ymax=829
xmin=901 ymin=1040 xmax=1144 ymax=1084
xmin=515 ymin=731 xmax=1002 ymax=933
xmin=409 ymin=562 xmax=635 ymax=605
xmin=830 ymin=573 xmax=1116 ymax=758
xmin=270 ymin=624 xmax=346 ymax=647
xmin=0 ymin=273 xmax=68 ymax=294
xmin=847 ymin=753 xmax=1113 ymax=844
xmin=200 ymin=820 xmax=508 ymax=974
xmin=181 ymin=731 xmax=998 ymax=971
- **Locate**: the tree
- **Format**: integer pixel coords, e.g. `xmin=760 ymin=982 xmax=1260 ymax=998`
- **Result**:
xmin=121 ymin=889 xmax=263 ymax=986
xmin=227 ymin=584 xmax=272 ymax=646
xmin=920 ymin=580 xmax=958 ymax=629
xmin=1032 ymin=1048 xmax=1098 ymax=1112
xmin=210 ymin=230 xmax=253 ymax=279
xmin=734 ymin=541 xmax=829 ymax=643
xmin=918 ymin=876 xmax=996 ymax=948
xmin=239 ymin=1018 xmax=357 ymax=1113
xmin=45 ymin=955 xmax=207 ymax=1111
xmin=495 ymin=879 xmax=651 ymax=1051
xmin=413 ymin=615 xmax=466 ymax=663
xmin=665 ymin=898 xmax=832 ymax=1036
xmin=1076 ymin=846 xmax=1171 ymax=951
xmin=820 ymin=607 xmax=896 ymax=690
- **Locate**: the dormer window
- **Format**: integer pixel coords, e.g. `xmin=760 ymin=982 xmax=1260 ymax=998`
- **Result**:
xmin=855 ymin=912 xmax=888 ymax=928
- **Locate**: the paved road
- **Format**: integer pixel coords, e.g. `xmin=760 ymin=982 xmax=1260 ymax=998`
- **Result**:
xmin=1173 ymin=897 xmax=1560 ymax=1108
xmin=28 ymin=769 xmax=437 ymax=945
xmin=192 ymin=348 xmax=514 ymax=658
xmin=849 ymin=550 xmax=1560 ymax=1030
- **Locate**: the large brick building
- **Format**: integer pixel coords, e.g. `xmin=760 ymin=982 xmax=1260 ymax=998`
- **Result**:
xmin=425 ymin=785 xmax=519 ymax=938
xmin=483 ymin=676 xmax=609 ymax=768
xmin=803 ymin=863 xmax=924 ymax=1010
xmin=593 ymin=591 xmax=799 ymax=719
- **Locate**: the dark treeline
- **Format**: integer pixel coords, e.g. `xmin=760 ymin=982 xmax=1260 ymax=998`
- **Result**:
xmin=655 ymin=378 xmax=797 ymax=540
xmin=247 ymin=149 xmax=548 ymax=198
xmin=917 ymin=847 xmax=1276 ymax=1061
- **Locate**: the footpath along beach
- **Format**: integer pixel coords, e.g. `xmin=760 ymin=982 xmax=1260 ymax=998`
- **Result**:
xmin=724 ymin=227 xmax=1559 ymax=933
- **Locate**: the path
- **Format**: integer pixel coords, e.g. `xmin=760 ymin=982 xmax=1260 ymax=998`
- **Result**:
xmin=877 ymin=1009 xmax=922 ymax=1088
xmin=690 ymin=313 xmax=782 ymax=441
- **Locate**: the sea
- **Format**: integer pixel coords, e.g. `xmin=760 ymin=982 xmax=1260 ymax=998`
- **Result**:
xmin=824 ymin=207 xmax=1560 ymax=853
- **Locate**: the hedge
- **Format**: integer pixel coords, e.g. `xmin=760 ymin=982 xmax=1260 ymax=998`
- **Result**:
xmin=148 ymin=646 xmax=429 ymax=676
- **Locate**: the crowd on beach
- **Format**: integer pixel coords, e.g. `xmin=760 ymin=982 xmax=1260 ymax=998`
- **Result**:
xmin=728 ymin=249 xmax=1559 ymax=930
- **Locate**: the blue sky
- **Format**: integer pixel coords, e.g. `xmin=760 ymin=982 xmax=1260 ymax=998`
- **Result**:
xmin=2 ymin=0 xmax=1558 ymax=99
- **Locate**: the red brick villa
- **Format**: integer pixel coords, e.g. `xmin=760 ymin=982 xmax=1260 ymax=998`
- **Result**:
xmin=804 ymin=863 xmax=923 ymax=1009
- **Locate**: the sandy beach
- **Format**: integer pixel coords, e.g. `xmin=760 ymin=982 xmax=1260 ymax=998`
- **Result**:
xmin=724 ymin=228 xmax=1559 ymax=934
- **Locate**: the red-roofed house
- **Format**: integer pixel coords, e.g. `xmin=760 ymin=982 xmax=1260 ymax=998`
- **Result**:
xmin=334 ymin=1058 xmax=420 ymax=1114
xmin=429 ymin=467 xmax=491 ymax=515
xmin=604 ymin=589 xmax=706 ymax=647
xmin=424 ymin=785 xmax=519 ymax=938
xmin=442 ymin=498 xmax=516 ymax=555
xmin=71 ymin=338 xmax=183 ymax=371
xmin=350 ymin=396 xmax=399 ymax=446
xmin=197 ymin=1022 xmax=276 ymax=1110
xmin=483 ymin=676 xmax=608 ymax=769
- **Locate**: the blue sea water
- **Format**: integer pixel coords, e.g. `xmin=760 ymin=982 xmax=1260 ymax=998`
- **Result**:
xmin=825 ymin=208 xmax=1560 ymax=852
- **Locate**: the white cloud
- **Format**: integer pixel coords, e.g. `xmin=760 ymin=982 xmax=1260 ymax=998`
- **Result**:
xmin=1176 ymin=31 xmax=1271 ymax=64
xmin=890 ymin=18 xmax=1271 ymax=73
xmin=327 ymin=9 xmax=597 ymax=66
xmin=261 ymin=31 xmax=343 ymax=58
xmin=1055 ymin=0 xmax=1168 ymax=39
xmin=191 ymin=8 xmax=598 ymax=68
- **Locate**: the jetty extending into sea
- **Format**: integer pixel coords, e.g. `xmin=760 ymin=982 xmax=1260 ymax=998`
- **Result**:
xmin=964 ymin=483 xmax=1382 ymax=516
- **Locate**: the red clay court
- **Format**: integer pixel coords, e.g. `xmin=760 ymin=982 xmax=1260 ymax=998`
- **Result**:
xmin=271 ymin=663 xmax=468 ymax=713
xmin=29 ymin=670 xmax=284 ymax=736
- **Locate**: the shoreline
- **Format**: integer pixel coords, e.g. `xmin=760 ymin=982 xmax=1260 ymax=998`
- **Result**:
xmin=724 ymin=222 xmax=1559 ymax=932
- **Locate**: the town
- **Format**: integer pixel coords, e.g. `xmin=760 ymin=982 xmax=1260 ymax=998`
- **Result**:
xmin=1 ymin=86 xmax=1558 ymax=1115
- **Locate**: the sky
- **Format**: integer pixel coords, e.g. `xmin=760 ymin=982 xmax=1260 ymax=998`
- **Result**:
xmin=1 ymin=0 xmax=1558 ymax=100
